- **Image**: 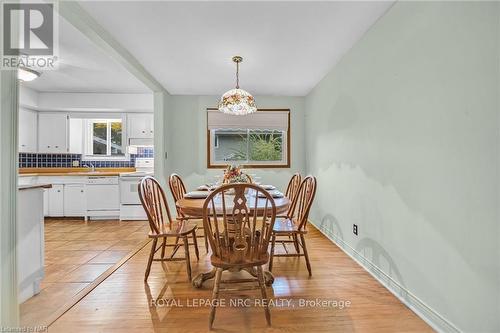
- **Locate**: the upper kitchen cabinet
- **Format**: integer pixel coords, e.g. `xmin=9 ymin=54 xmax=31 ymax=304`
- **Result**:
xmin=19 ymin=108 xmax=38 ymax=153
xmin=127 ymin=113 xmax=154 ymax=139
xmin=38 ymin=113 xmax=69 ymax=153
xmin=68 ymin=118 xmax=84 ymax=154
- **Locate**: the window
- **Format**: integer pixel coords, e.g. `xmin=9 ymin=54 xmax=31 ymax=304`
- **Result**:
xmin=207 ymin=109 xmax=290 ymax=168
xmin=84 ymin=119 xmax=126 ymax=159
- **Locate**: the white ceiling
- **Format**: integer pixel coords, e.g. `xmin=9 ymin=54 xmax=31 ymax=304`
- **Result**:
xmin=24 ymin=16 xmax=149 ymax=93
xmin=28 ymin=1 xmax=393 ymax=96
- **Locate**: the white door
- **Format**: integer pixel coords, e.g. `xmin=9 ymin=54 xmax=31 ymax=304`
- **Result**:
xmin=128 ymin=114 xmax=153 ymax=139
xmin=64 ymin=184 xmax=86 ymax=216
xmin=19 ymin=108 xmax=38 ymax=152
xmin=48 ymin=184 xmax=64 ymax=216
xmin=38 ymin=113 xmax=68 ymax=153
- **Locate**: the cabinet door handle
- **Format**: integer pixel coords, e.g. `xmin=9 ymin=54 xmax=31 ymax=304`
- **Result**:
xmin=21 ymin=144 xmax=26 ymax=147
xmin=55 ymin=145 xmax=59 ymax=148
xmin=57 ymin=190 xmax=61 ymax=192
xmin=81 ymin=190 xmax=84 ymax=193
xmin=47 ymin=146 xmax=50 ymax=148
xmin=142 ymin=130 xmax=145 ymax=133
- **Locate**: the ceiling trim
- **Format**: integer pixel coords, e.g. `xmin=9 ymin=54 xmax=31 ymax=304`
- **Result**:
xmin=57 ymin=1 xmax=166 ymax=93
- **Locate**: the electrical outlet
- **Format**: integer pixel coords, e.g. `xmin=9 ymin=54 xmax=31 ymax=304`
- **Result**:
xmin=353 ymin=224 xmax=358 ymax=236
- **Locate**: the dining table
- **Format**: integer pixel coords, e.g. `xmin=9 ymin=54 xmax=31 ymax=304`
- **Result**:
xmin=176 ymin=189 xmax=291 ymax=288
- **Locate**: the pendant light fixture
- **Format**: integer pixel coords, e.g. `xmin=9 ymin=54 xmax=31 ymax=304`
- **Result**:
xmin=218 ymin=56 xmax=257 ymax=115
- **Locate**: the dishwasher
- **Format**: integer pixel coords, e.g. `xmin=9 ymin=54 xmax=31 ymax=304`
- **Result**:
xmin=86 ymin=176 xmax=120 ymax=219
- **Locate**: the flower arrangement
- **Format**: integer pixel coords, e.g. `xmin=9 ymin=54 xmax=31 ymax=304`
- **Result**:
xmin=223 ymin=165 xmax=251 ymax=184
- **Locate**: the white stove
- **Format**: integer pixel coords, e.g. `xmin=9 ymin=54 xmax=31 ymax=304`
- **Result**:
xmin=119 ymin=158 xmax=154 ymax=220
xmin=120 ymin=157 xmax=154 ymax=178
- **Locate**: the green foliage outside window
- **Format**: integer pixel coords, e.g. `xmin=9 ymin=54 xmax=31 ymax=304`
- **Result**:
xmin=230 ymin=132 xmax=283 ymax=161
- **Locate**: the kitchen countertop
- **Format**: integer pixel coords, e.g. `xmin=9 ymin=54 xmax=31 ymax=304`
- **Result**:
xmin=19 ymin=167 xmax=135 ymax=177
xmin=18 ymin=183 xmax=52 ymax=190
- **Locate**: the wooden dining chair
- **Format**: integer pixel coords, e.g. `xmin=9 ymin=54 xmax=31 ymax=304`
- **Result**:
xmin=139 ymin=176 xmax=199 ymax=282
xmin=169 ymin=173 xmax=208 ymax=252
xmin=203 ymin=183 xmax=277 ymax=329
xmin=269 ymin=176 xmax=317 ymax=276
xmin=278 ymin=173 xmax=302 ymax=218
xmin=243 ymin=173 xmax=253 ymax=183
xmin=285 ymin=173 xmax=302 ymax=200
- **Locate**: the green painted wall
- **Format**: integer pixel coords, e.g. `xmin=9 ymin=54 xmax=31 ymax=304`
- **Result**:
xmin=305 ymin=2 xmax=499 ymax=332
xmin=165 ymin=95 xmax=305 ymax=195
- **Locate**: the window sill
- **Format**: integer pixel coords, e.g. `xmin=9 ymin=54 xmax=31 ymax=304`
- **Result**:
xmin=208 ymin=163 xmax=290 ymax=169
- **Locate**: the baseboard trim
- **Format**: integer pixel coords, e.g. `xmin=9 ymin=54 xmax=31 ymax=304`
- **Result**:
xmin=310 ymin=221 xmax=461 ymax=333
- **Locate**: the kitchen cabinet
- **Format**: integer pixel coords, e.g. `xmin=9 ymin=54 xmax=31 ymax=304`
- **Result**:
xmin=19 ymin=108 xmax=38 ymax=152
xmin=38 ymin=113 xmax=68 ymax=153
xmin=63 ymin=184 xmax=86 ymax=216
xmin=69 ymin=118 xmax=83 ymax=154
xmin=47 ymin=184 xmax=64 ymax=216
xmin=128 ymin=113 xmax=154 ymax=139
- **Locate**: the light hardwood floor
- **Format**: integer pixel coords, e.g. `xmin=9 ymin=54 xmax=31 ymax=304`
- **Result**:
xmin=20 ymin=218 xmax=150 ymax=327
xmin=45 ymin=223 xmax=433 ymax=333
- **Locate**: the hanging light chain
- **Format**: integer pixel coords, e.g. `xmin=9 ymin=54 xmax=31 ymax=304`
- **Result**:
xmin=232 ymin=55 xmax=242 ymax=89
xmin=235 ymin=60 xmax=240 ymax=89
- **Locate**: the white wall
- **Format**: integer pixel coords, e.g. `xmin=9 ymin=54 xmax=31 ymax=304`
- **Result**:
xmin=305 ymin=2 xmax=499 ymax=332
xmin=19 ymin=86 xmax=38 ymax=109
xmin=165 ymin=95 xmax=305 ymax=195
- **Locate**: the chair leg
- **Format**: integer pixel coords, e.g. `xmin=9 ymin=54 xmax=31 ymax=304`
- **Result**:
xmin=293 ymin=234 xmax=300 ymax=253
xmin=209 ymin=268 xmax=223 ymax=330
xmin=269 ymin=234 xmax=276 ymax=272
xmin=192 ymin=230 xmax=200 ymax=260
xmin=160 ymin=237 xmax=167 ymax=259
xmin=144 ymin=238 xmax=157 ymax=282
xmin=183 ymin=236 xmax=192 ymax=281
xmin=300 ymin=234 xmax=312 ymax=276
xmin=257 ymin=266 xmax=271 ymax=326
xmin=170 ymin=236 xmax=181 ymax=259
xmin=204 ymin=230 xmax=209 ymax=253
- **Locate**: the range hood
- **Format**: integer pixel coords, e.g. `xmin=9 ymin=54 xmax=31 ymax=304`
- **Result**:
xmin=128 ymin=138 xmax=153 ymax=146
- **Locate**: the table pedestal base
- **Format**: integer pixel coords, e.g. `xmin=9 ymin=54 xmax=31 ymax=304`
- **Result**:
xmin=192 ymin=267 xmax=274 ymax=288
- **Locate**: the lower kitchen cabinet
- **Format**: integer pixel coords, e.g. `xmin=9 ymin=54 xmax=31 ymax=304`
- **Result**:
xmin=47 ymin=185 xmax=64 ymax=217
xmin=33 ymin=175 xmax=121 ymax=219
xmin=63 ymin=184 xmax=86 ymax=217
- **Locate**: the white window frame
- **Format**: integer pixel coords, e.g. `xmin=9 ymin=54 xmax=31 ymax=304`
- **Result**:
xmin=82 ymin=117 xmax=129 ymax=161
xmin=207 ymin=109 xmax=290 ymax=168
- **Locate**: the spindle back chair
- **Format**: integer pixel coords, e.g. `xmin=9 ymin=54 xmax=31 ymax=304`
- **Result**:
xmin=202 ymin=183 xmax=277 ymax=328
xmin=139 ymin=176 xmax=199 ymax=282
xmin=279 ymin=173 xmax=301 ymax=218
xmin=169 ymin=173 xmax=208 ymax=252
xmin=269 ymin=176 xmax=317 ymax=276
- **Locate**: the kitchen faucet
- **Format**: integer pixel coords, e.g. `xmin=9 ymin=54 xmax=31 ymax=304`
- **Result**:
xmin=84 ymin=162 xmax=96 ymax=172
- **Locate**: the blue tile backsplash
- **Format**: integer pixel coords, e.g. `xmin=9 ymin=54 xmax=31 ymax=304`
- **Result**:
xmin=19 ymin=147 xmax=154 ymax=168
